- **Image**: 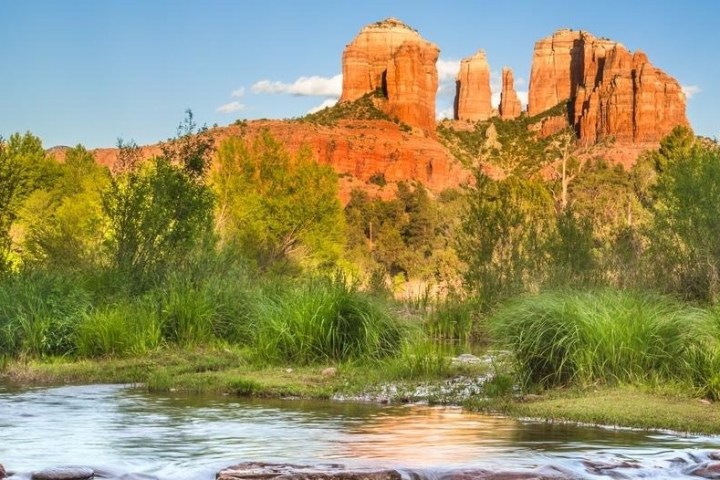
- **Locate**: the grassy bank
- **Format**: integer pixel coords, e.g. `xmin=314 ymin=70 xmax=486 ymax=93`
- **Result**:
xmin=4 ymin=286 xmax=720 ymax=435
xmin=468 ymin=386 xmax=720 ymax=435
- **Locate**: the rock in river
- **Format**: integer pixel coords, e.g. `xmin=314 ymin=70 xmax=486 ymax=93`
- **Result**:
xmin=31 ymin=466 xmax=94 ymax=480
xmin=217 ymin=462 xmax=402 ymax=480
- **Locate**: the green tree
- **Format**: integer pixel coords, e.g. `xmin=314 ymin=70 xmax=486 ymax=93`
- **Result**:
xmin=18 ymin=145 xmax=110 ymax=270
xmin=103 ymin=111 xmax=215 ymax=291
xmin=0 ymin=132 xmax=60 ymax=271
xmin=457 ymin=173 xmax=557 ymax=306
xmin=649 ymin=141 xmax=720 ymax=301
xmin=213 ymin=131 xmax=344 ymax=271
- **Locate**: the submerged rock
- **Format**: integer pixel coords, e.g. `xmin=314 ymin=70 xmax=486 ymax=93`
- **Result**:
xmin=217 ymin=462 xmax=402 ymax=480
xmin=688 ymin=461 xmax=720 ymax=479
xmin=31 ymin=467 xmax=94 ymax=480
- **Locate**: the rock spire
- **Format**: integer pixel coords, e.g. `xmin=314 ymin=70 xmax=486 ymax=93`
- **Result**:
xmin=499 ymin=67 xmax=522 ymax=120
xmin=454 ymin=50 xmax=492 ymax=121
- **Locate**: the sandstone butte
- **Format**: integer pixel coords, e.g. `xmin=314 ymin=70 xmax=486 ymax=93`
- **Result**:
xmin=498 ymin=67 xmax=522 ymax=120
xmin=528 ymin=29 xmax=688 ymax=146
xmin=454 ymin=50 xmax=493 ymax=122
xmin=340 ymin=18 xmax=439 ymax=134
xmin=50 ymin=21 xmax=690 ymax=202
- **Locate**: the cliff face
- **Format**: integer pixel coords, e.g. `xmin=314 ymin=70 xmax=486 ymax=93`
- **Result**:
xmin=528 ymin=29 xmax=688 ymax=144
xmin=499 ymin=67 xmax=522 ymax=120
xmin=340 ymin=18 xmax=423 ymax=103
xmin=69 ymin=120 xmax=468 ymax=205
xmin=340 ymin=18 xmax=439 ymax=134
xmin=384 ymin=41 xmax=439 ymax=133
xmin=454 ymin=50 xmax=492 ymax=121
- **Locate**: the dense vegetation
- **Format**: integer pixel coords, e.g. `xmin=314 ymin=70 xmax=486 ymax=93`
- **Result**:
xmin=2 ymin=106 xmax=720 ymax=410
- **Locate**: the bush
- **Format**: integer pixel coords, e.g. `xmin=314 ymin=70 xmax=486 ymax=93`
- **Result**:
xmin=252 ymin=278 xmax=407 ymax=364
xmin=492 ymin=289 xmax=720 ymax=392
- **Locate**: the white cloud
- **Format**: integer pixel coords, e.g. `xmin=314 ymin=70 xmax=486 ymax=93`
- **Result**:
xmin=307 ymin=98 xmax=338 ymax=114
xmin=216 ymin=101 xmax=246 ymax=114
xmin=436 ymin=106 xmax=454 ymax=120
xmin=252 ymin=74 xmax=342 ymax=97
xmin=437 ymin=59 xmax=461 ymax=83
xmin=231 ymin=87 xmax=246 ymax=98
xmin=682 ymin=85 xmax=701 ymax=100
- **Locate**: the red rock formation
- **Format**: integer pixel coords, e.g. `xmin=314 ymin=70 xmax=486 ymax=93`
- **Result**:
xmin=499 ymin=67 xmax=522 ymax=120
xmin=385 ymin=41 xmax=439 ymax=133
xmin=60 ymin=120 xmax=469 ymax=205
xmin=454 ymin=50 xmax=492 ymax=121
xmin=340 ymin=18 xmax=439 ymax=133
xmin=528 ymin=29 xmax=688 ymax=145
xmin=340 ymin=18 xmax=423 ymax=102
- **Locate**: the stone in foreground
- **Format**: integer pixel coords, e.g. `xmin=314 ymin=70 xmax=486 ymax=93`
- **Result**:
xmin=31 ymin=467 xmax=94 ymax=480
xmin=217 ymin=463 xmax=401 ymax=480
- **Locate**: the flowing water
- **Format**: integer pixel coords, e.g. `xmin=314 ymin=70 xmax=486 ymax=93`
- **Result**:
xmin=1 ymin=383 xmax=719 ymax=479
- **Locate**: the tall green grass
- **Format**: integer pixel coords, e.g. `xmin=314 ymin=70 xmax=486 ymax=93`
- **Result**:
xmin=76 ymin=300 xmax=162 ymax=357
xmin=252 ymin=278 xmax=407 ymax=364
xmin=492 ymin=289 xmax=720 ymax=395
xmin=0 ymin=270 xmax=90 ymax=357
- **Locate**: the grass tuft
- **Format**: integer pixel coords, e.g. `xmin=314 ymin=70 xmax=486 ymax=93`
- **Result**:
xmin=491 ymin=289 xmax=720 ymax=394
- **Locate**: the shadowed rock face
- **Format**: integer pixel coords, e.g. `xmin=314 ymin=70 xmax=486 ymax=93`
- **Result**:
xmin=454 ymin=50 xmax=493 ymax=122
xmin=340 ymin=18 xmax=439 ymax=134
xmin=528 ymin=29 xmax=688 ymax=144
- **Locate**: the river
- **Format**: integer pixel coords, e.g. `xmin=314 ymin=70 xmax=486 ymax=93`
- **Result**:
xmin=1 ymin=384 xmax=718 ymax=479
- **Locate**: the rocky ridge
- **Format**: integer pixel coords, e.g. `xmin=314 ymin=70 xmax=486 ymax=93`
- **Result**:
xmin=527 ymin=29 xmax=688 ymax=144
xmin=51 ymin=20 xmax=691 ymax=201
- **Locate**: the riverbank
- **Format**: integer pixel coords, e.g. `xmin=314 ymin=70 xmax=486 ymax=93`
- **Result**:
xmin=3 ymin=348 xmax=719 ymax=435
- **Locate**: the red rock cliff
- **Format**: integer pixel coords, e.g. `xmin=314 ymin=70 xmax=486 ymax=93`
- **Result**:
xmin=528 ymin=29 xmax=688 ymax=144
xmin=340 ymin=18 xmax=439 ymax=134
xmin=454 ymin=50 xmax=492 ymax=121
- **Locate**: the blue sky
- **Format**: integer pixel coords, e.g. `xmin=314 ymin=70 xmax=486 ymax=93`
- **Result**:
xmin=1 ymin=0 xmax=717 ymax=148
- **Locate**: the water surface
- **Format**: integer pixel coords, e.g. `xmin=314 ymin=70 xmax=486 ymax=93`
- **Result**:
xmin=1 ymin=384 xmax=718 ymax=479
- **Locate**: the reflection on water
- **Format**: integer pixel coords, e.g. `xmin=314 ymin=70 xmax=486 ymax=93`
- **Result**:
xmin=0 ymin=383 xmax=718 ymax=480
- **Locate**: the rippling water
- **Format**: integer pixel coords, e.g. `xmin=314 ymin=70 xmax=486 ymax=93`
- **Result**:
xmin=0 ymin=383 xmax=718 ymax=479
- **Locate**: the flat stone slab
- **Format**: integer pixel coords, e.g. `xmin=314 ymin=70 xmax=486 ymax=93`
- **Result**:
xmin=217 ymin=463 xmax=402 ymax=480
xmin=31 ymin=467 xmax=94 ymax=480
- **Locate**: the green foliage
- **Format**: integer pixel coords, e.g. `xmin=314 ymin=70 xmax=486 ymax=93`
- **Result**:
xmin=492 ymin=289 xmax=720 ymax=392
xmin=103 ymin=111 xmax=215 ymax=291
xmin=299 ymin=90 xmax=390 ymax=126
xmin=649 ymin=143 xmax=720 ymax=301
xmin=18 ymin=145 xmax=110 ymax=270
xmin=0 ymin=133 xmax=60 ymax=271
xmin=0 ymin=270 xmax=90 ymax=357
xmin=345 ymin=183 xmax=462 ymax=285
xmin=252 ymin=277 xmax=407 ymax=364
xmin=458 ymin=173 xmax=557 ymax=306
xmin=213 ymin=131 xmax=345 ymax=271
xmin=76 ymin=300 xmax=162 ymax=357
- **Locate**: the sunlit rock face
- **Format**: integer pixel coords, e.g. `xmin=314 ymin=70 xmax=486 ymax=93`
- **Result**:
xmin=340 ymin=18 xmax=439 ymax=134
xmin=454 ymin=50 xmax=492 ymax=122
xmin=499 ymin=67 xmax=522 ymax=120
xmin=528 ymin=29 xmax=688 ymax=144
